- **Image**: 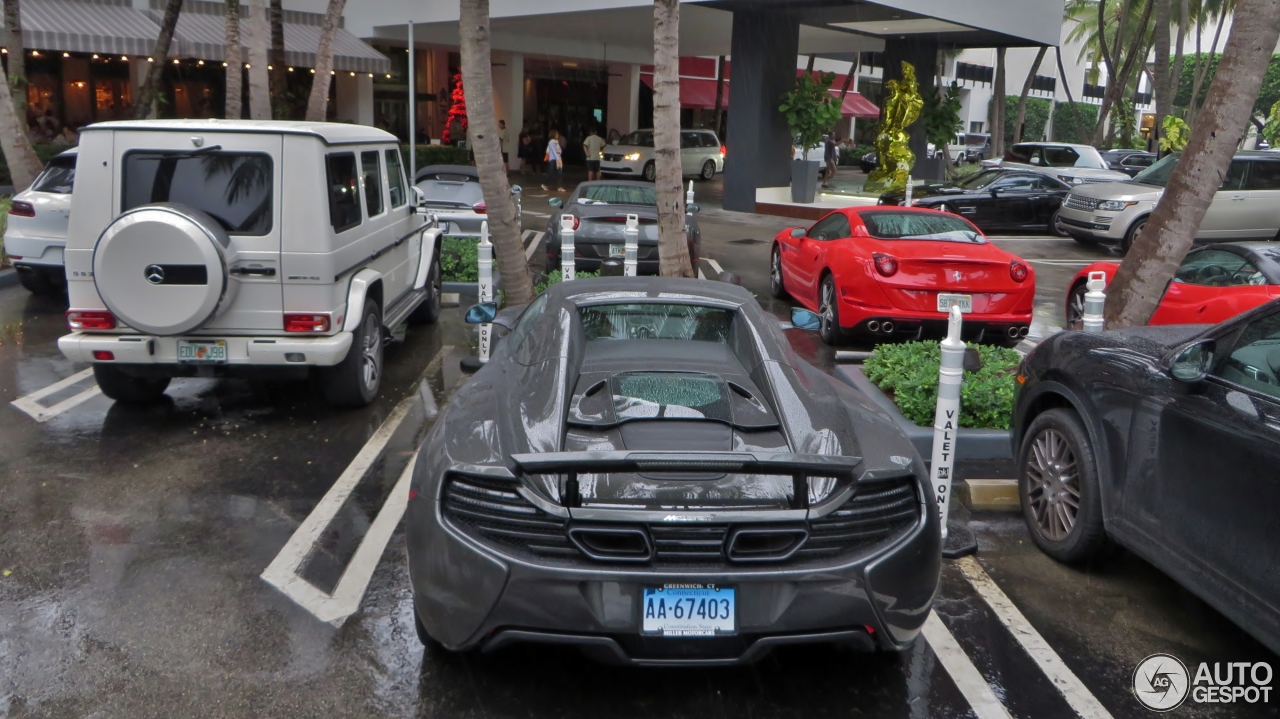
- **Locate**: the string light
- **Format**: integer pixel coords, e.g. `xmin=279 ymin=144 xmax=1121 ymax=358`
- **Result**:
xmin=1 ymin=49 xmax=7 ymax=54
xmin=310 ymin=68 xmax=315 ymax=74
xmin=197 ymin=60 xmax=203 ymax=66
xmin=287 ymin=67 xmax=294 ymax=72
xmin=147 ymin=57 xmax=154 ymax=62
xmin=267 ymin=64 xmax=273 ymax=70
xmin=121 ymin=56 xmax=128 ymax=61
xmin=385 ymin=73 xmax=391 ymax=78
xmin=92 ymin=54 xmax=99 ymax=59
xmin=63 ymin=52 xmax=69 ymax=58
xmin=222 ymin=61 xmax=228 ymax=67
xmin=245 ymin=63 xmax=251 ymax=69
xmin=172 ymin=58 xmax=179 ymax=64
xmin=349 ymin=71 xmax=355 ymax=76
xmin=30 ymin=50 xmax=39 ymax=57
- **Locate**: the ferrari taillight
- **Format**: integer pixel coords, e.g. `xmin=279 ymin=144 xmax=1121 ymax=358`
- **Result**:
xmin=1010 ymin=260 xmax=1029 ymax=283
xmin=873 ymin=253 xmax=898 ymax=277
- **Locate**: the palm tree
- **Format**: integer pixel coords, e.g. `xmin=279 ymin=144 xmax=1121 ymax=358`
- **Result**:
xmin=1013 ymin=47 xmax=1048 ymax=144
xmin=3 ymin=0 xmax=26 ymax=114
xmin=458 ymin=0 xmax=534 ymax=304
xmin=134 ymin=0 xmax=183 ymax=119
xmin=244 ymin=0 xmax=271 ymax=120
xmin=0 ymin=52 xmax=41 ymax=188
xmin=304 ymin=0 xmax=345 ymax=121
xmin=1187 ymin=0 xmax=1235 ymax=124
xmin=1105 ymin=0 xmax=1280 ymax=328
xmin=653 ymin=0 xmax=692 ymax=278
xmin=1153 ymin=0 xmax=1171 ymax=149
xmin=988 ymin=48 xmax=1006 ymax=156
xmin=269 ymin=0 xmax=287 ymax=117
xmin=224 ymin=0 xmax=242 ymax=119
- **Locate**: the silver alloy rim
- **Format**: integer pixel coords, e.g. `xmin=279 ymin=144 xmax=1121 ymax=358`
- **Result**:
xmin=645 ymin=164 xmax=655 ymax=181
xmin=1054 ymin=211 xmax=1064 ymax=234
xmin=1025 ymin=428 xmax=1081 ymax=541
xmin=820 ymin=281 xmax=834 ymax=335
xmin=703 ymin=162 xmax=714 ymax=179
xmin=361 ymin=315 xmax=381 ymax=390
xmin=771 ymin=250 xmax=782 ymax=289
xmin=1069 ymin=286 xmax=1086 ymax=326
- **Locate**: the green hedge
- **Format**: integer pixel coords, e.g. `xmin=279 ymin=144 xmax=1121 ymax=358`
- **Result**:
xmin=400 ymin=144 xmax=472 ymax=170
xmin=1050 ymin=102 xmax=1099 ymax=145
xmin=439 ymin=236 xmax=479 ymax=282
xmin=862 ymin=340 xmax=1022 ymax=430
xmin=535 ymin=269 xmax=599 ymax=294
xmin=1003 ymin=96 xmax=1052 ymax=145
xmin=0 ymin=196 xmax=10 ymax=268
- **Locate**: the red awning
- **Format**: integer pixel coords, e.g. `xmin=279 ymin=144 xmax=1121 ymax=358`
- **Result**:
xmin=640 ymin=74 xmax=728 ymax=110
xmin=834 ymin=90 xmax=879 ymax=119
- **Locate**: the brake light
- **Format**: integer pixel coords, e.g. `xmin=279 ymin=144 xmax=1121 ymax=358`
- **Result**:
xmin=92 ymin=350 xmax=115 ymax=361
xmin=9 ymin=200 xmax=34 ymax=217
xmin=719 ymin=144 xmax=727 ymax=156
xmin=873 ymin=253 xmax=898 ymax=277
xmin=283 ymin=313 xmax=330 ymax=333
xmin=66 ymin=309 xmax=117 ymax=330
xmin=1010 ymin=260 xmax=1029 ymax=283
xmin=472 ymin=202 xmax=487 ymax=214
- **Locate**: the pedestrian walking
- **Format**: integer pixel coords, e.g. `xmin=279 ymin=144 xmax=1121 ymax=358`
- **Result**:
xmin=583 ymin=126 xmax=605 ymax=181
xmin=822 ymin=134 xmax=838 ymax=188
xmin=517 ymin=130 xmax=532 ymax=173
xmin=542 ymin=129 xmax=565 ymax=192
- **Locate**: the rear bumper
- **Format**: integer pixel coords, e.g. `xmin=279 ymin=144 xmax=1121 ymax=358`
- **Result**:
xmin=4 ymin=235 xmax=65 ymax=267
xmin=58 ymin=332 xmax=354 ymax=367
xmin=836 ymin=297 xmax=1033 ymax=342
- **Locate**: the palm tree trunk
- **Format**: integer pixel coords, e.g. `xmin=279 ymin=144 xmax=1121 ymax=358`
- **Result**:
xmin=1091 ymin=0 xmax=1156 ymax=146
xmin=224 ymin=0 xmax=242 ymax=119
xmin=1013 ymin=47 xmax=1047 ymax=144
xmin=1169 ymin=0 xmax=1188 ymax=141
xmin=459 ymin=0 xmax=534 ymax=304
xmin=304 ymin=0 xmax=345 ymax=121
xmin=4 ymin=0 xmax=26 ymax=115
xmin=712 ymin=55 xmax=725 ymax=136
xmin=268 ymin=0 xmax=286 ymax=117
xmin=653 ymin=0 xmax=691 ymax=278
xmin=989 ymin=48 xmax=1006 ymax=156
xmin=134 ymin=0 xmax=183 ymax=119
xmin=244 ymin=0 xmax=271 ymax=120
xmin=1105 ymin=0 xmax=1280 ymax=328
xmin=1153 ymin=0 xmax=1171 ymax=149
xmin=1189 ymin=7 xmax=1227 ymax=124
xmin=0 ymin=58 xmax=41 ymax=188
xmin=1056 ymin=46 xmax=1088 ymax=141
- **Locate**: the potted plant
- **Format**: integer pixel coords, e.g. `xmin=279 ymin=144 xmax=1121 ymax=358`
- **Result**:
xmin=779 ymin=72 xmax=842 ymax=203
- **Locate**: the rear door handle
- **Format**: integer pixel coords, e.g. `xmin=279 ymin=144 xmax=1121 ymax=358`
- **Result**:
xmin=231 ymin=266 xmax=277 ymax=277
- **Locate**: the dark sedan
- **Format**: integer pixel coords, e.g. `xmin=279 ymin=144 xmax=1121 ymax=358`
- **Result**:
xmin=1012 ymin=299 xmax=1280 ymax=654
xmin=546 ymin=181 xmax=701 ymax=274
xmin=1100 ymin=149 xmax=1157 ymax=177
xmin=878 ymin=169 xmax=1071 ymax=235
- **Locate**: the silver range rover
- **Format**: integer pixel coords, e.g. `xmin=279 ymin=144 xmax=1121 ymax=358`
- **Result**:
xmin=1058 ymin=152 xmax=1280 ymax=252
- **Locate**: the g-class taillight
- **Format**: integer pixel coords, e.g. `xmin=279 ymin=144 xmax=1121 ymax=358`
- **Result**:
xmin=66 ymin=309 xmax=116 ymax=331
xmin=283 ymin=313 xmax=330 ymax=333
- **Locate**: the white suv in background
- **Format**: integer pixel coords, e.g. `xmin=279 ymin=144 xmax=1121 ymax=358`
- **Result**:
xmin=57 ymin=119 xmax=442 ymax=407
xmin=5 ymin=148 xmax=76 ymax=295
xmin=988 ymin=142 xmax=1129 ymax=185
xmin=601 ymin=129 xmax=724 ymax=182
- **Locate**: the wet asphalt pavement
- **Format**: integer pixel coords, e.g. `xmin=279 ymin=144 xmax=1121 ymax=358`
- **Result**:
xmin=2 ymin=177 xmax=1277 ymax=718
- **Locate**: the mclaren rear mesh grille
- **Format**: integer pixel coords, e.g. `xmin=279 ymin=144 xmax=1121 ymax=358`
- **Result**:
xmin=441 ymin=474 xmax=920 ymax=565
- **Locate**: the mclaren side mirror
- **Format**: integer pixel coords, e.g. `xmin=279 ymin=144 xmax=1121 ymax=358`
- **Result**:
xmin=465 ymin=302 xmax=498 ymax=324
xmin=1167 ymin=339 xmax=1215 ymax=382
xmin=790 ymin=308 xmax=821 ymax=331
xmin=789 ymin=227 xmax=806 ymax=239
xmin=549 ymin=197 xmax=563 ymax=208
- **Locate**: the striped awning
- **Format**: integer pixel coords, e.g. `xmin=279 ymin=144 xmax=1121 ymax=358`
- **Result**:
xmin=17 ymin=0 xmax=164 ymax=57
xmin=160 ymin=5 xmax=389 ymax=74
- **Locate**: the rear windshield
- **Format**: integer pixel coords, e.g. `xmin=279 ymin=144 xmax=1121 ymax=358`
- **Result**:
xmin=579 ymin=303 xmax=732 ymax=342
xmin=32 ymin=155 xmax=75 ymax=194
xmin=861 ymin=211 xmax=984 ymax=243
xmin=579 ymin=185 xmax=657 ymax=205
xmin=122 ymin=150 xmax=272 ymax=235
xmin=419 ymin=172 xmax=477 ymax=183
xmin=611 ymin=371 xmax=732 ymax=423
xmin=619 ymin=131 xmax=655 ymax=147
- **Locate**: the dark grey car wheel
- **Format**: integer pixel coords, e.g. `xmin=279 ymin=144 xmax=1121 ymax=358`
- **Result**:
xmin=769 ymin=245 xmax=787 ymax=298
xmin=1018 ymin=408 xmax=1107 ymax=563
xmin=1049 ymin=208 xmax=1069 ymax=237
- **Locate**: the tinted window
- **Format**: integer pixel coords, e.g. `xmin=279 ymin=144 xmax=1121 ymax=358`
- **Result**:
xmin=1246 ymin=160 xmax=1280 ymax=190
xmin=609 ymin=372 xmax=732 ymax=423
xmin=32 ymin=155 xmax=75 ymax=194
xmin=681 ymin=132 xmax=700 ymax=149
xmin=1217 ymin=312 xmax=1280 ymax=400
xmin=1175 ymin=249 xmax=1266 ymax=287
xmin=508 ymin=293 xmax=548 ymax=351
xmin=620 ymin=131 xmax=655 ymax=147
xmin=1132 ymin=153 xmax=1178 ymax=186
xmin=861 ymin=211 xmax=984 ymax=243
xmin=579 ymin=184 xmax=657 ymax=205
xmin=806 ymin=213 xmax=851 ymax=240
xmin=361 ymin=151 xmax=383 ymax=217
xmin=700 ymin=132 xmax=720 ymax=148
xmin=385 ymin=149 xmax=407 ymax=207
xmin=1124 ymin=154 xmax=1154 ymax=168
xmin=955 ymin=169 xmax=1006 ymax=190
xmin=1221 ymin=160 xmax=1249 ymax=191
xmin=579 ymin=303 xmax=733 ymax=343
xmin=122 ymin=151 xmax=272 ymax=235
xmin=994 ymin=175 xmax=1038 ymax=191
xmin=326 ymin=153 xmax=361 ymax=233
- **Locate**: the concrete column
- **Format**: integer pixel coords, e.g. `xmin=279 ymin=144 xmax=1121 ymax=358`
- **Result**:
xmin=607 ymin=63 xmax=640 ymax=136
xmin=881 ymin=37 xmax=938 ymax=171
xmin=492 ymin=52 xmax=523 ymax=168
xmin=334 ymin=72 xmax=374 ymax=125
xmin=723 ymin=9 xmax=800 ymax=213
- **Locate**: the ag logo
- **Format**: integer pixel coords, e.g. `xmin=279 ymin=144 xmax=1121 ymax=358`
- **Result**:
xmin=144 ymin=264 xmax=166 ymax=284
xmin=1134 ymin=653 xmax=1190 ymax=712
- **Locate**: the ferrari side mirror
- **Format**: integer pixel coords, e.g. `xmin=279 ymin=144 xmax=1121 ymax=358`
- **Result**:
xmin=789 ymin=227 xmax=806 ymax=239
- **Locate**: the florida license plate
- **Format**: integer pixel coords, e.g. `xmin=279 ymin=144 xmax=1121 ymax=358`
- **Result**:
xmin=642 ymin=584 xmax=735 ymax=636
xmin=177 ymin=339 xmax=227 ymax=364
xmin=937 ymin=293 xmax=973 ymax=313
xmin=608 ymin=244 xmax=625 ymax=257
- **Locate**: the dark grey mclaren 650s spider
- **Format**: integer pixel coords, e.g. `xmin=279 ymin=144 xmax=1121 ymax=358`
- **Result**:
xmin=406 ymin=276 xmax=941 ymax=666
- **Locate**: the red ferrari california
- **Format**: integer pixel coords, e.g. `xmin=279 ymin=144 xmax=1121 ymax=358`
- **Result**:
xmin=771 ymin=207 xmax=1035 ymax=346
xmin=1065 ymin=242 xmax=1280 ymax=327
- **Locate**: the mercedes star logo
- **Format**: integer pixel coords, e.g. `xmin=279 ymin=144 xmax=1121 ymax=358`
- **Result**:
xmin=144 ymin=265 xmax=166 ymax=284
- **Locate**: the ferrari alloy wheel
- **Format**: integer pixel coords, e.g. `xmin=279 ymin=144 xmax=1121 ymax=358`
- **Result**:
xmin=1066 ymin=282 xmax=1087 ymax=329
xmin=818 ymin=275 xmax=842 ymax=345
xmin=700 ymin=160 xmax=716 ymax=181
xmin=770 ymin=245 xmax=787 ymax=298
xmin=1018 ymin=408 xmax=1107 ymax=562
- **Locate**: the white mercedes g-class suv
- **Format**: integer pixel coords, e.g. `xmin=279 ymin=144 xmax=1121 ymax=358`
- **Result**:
xmin=57 ymin=119 xmax=442 ymax=407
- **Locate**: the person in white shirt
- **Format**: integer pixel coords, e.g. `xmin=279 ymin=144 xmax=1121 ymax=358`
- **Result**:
xmin=542 ymin=129 xmax=565 ymax=192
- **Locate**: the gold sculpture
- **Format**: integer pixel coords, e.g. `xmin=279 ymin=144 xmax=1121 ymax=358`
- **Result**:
xmin=865 ymin=61 xmax=923 ymax=193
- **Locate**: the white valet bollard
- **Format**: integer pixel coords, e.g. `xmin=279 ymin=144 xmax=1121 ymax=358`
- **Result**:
xmin=624 ymin=214 xmax=639 ymax=277
xmin=904 ymin=175 xmax=913 ymax=206
xmin=685 ymin=181 xmax=695 ymax=230
xmin=560 ymin=215 xmax=576 ymax=282
xmin=1082 ymin=271 xmax=1107 ymax=333
xmin=931 ymin=305 xmax=978 ymax=558
xmin=477 ymin=221 xmax=494 ymax=364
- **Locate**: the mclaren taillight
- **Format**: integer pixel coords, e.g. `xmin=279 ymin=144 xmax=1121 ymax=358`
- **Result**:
xmin=873 ymin=253 xmax=899 ymax=277
xmin=1010 ymin=260 xmax=1029 ymax=283
xmin=283 ymin=313 xmax=330 ymax=333
xmin=9 ymin=200 xmax=35 ymax=217
xmin=66 ymin=309 xmax=116 ymax=331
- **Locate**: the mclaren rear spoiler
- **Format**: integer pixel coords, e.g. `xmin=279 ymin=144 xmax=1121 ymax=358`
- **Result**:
xmin=508 ymin=450 xmax=862 ymax=509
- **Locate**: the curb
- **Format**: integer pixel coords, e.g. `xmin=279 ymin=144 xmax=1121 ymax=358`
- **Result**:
xmin=961 ymin=479 xmax=1020 ymax=512
xmin=832 ymin=364 xmax=1013 ymax=461
xmin=0 ymin=268 xmax=17 ymax=289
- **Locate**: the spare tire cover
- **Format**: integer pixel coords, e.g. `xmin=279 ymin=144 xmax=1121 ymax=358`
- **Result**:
xmin=93 ymin=204 xmax=234 ymax=336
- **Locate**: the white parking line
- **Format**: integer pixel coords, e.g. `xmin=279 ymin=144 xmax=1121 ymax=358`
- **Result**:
xmin=524 ymin=230 xmax=544 ymax=260
xmin=957 ymin=556 xmax=1115 ymax=719
xmin=923 ymin=611 xmax=1015 ymax=719
xmin=10 ymin=368 xmax=102 ymax=422
xmin=524 ymin=211 xmax=551 ymax=218
xmin=697 ymin=268 xmax=707 ymax=280
xmin=261 ymin=346 xmax=451 ymax=626
xmin=704 ymin=258 xmax=725 ymax=277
